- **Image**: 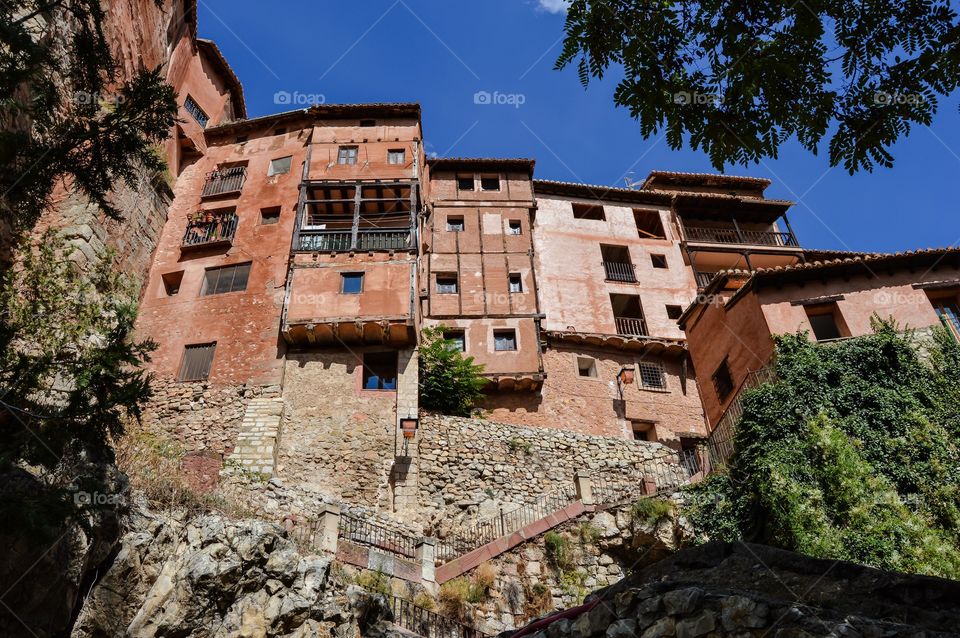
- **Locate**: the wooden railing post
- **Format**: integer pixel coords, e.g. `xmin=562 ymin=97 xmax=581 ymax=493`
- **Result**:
xmin=574 ymin=472 xmax=594 ymax=506
xmin=317 ymin=503 xmax=341 ymax=554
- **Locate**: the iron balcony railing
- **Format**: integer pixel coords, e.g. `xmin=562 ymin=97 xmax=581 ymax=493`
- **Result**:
xmin=603 ymin=261 xmax=638 ymax=283
xmin=298 ymin=229 xmax=412 ymax=252
xmin=684 ymin=225 xmax=798 ymax=248
xmin=201 ymin=166 xmax=246 ymax=198
xmin=338 ymin=513 xmax=418 ymax=559
xmin=182 ymin=211 xmax=238 ymax=249
xmin=695 ymin=271 xmax=719 ymax=288
xmin=614 ymin=316 xmax=648 ymax=337
xmin=706 ymin=365 xmax=776 ymax=469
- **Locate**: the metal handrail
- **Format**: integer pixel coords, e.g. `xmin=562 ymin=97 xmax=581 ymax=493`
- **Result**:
xmin=705 ymin=365 xmax=776 ymax=469
xmin=338 ymin=513 xmax=418 ymax=559
xmin=603 ymin=261 xmax=637 ymax=283
xmin=182 ymin=211 xmax=238 ymax=248
xmin=298 ymin=228 xmax=412 ymax=252
xmin=385 ymin=593 xmax=492 ymax=638
xmin=614 ymin=316 xmax=648 ymax=337
xmin=684 ymin=225 xmax=797 ymax=247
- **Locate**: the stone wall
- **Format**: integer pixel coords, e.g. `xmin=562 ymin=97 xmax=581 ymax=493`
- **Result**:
xmin=278 ymin=350 xmax=401 ymax=508
xmin=417 ymin=415 xmax=685 ymax=531
xmin=141 ymin=377 xmax=280 ymax=457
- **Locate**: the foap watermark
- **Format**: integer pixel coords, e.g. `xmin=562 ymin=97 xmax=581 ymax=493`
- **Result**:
xmin=73 ymin=90 xmax=125 ymax=106
xmin=872 ymin=290 xmax=929 ymax=306
xmin=473 ymin=90 xmax=526 ymax=108
xmin=274 ymin=90 xmax=326 ymax=106
xmin=673 ymin=91 xmax=724 ymax=106
xmin=73 ymin=490 xmax=125 ymax=507
xmin=874 ymin=91 xmax=925 ymax=106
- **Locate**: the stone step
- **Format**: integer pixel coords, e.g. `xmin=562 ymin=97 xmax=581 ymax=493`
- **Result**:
xmin=222 ymin=397 xmax=284 ymax=478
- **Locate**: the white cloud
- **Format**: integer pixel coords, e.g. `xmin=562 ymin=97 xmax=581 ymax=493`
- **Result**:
xmin=537 ymin=0 xmax=572 ymax=14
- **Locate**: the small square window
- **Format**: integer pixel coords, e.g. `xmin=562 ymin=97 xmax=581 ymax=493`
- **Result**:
xmin=712 ymin=359 xmax=734 ymax=402
xmin=457 ymin=175 xmax=475 ymax=191
xmin=572 ymin=203 xmax=605 ymax=220
xmin=507 ymin=220 xmax=522 ymax=235
xmin=268 ymin=156 xmax=292 ymax=176
xmin=201 ymin=263 xmax=251 ymax=296
xmin=480 ymin=175 xmax=500 ymax=191
xmin=362 ymin=352 xmax=397 ymax=390
xmin=161 ymin=271 xmax=183 ymax=296
xmin=666 ymin=304 xmax=683 ymax=320
xmin=638 ymin=360 xmax=666 ymax=390
xmin=341 ymin=272 xmax=364 ymax=294
xmin=632 ymin=420 xmax=656 ymax=442
xmin=494 ymin=330 xmax=517 ymax=351
xmin=508 ymin=273 xmax=523 ymax=293
xmin=359 ymin=119 xmax=376 ymax=127
xmin=436 ymin=275 xmax=458 ymax=294
xmin=446 ymin=216 xmax=465 ymax=232
xmin=338 ymin=146 xmax=359 ymax=165
xmin=634 ymin=209 xmax=666 ymax=239
xmin=387 ymin=149 xmax=405 ymax=164
xmin=444 ymin=330 xmax=466 ymax=352
xmin=577 ymin=356 xmax=598 ymax=378
xmin=807 ymin=310 xmax=843 ymax=341
xmin=178 ymin=343 xmax=216 ymax=382
xmin=260 ymin=206 xmax=281 ymax=225
xmin=651 ymin=254 xmax=668 ymax=269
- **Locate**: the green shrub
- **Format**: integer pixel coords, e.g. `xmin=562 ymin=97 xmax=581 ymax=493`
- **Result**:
xmin=577 ymin=521 xmax=601 ymax=544
xmin=683 ymin=319 xmax=960 ymax=579
xmin=630 ymin=498 xmax=674 ymax=526
xmin=544 ymin=531 xmax=574 ymax=570
xmin=419 ymin=326 xmax=487 ymax=416
xmin=355 ymin=570 xmax=392 ymax=596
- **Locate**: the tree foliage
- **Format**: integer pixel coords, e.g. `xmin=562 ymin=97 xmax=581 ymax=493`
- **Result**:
xmin=0 ymin=0 xmax=177 ymax=234
xmin=418 ymin=326 xmax=487 ymax=417
xmin=0 ymin=232 xmax=155 ymax=534
xmin=685 ymin=320 xmax=960 ymax=578
xmin=556 ymin=1 xmax=960 ymax=173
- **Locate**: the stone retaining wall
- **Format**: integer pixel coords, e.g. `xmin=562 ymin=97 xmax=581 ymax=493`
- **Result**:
xmin=417 ymin=415 xmax=684 ymax=533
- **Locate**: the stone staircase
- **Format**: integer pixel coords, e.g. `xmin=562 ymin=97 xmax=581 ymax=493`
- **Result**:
xmin=224 ymin=397 xmax=284 ymax=477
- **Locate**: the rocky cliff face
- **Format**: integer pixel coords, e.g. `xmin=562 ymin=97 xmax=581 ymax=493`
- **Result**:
xmin=510 ymin=542 xmax=960 ymax=638
xmin=69 ymin=503 xmax=394 ymax=638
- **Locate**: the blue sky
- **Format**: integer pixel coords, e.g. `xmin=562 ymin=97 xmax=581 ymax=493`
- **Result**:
xmin=197 ymin=0 xmax=960 ymax=253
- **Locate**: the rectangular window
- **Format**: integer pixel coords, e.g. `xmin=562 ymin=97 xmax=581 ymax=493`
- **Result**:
xmin=446 ymin=216 xmax=465 ymax=232
xmin=178 ymin=343 xmax=216 ymax=382
xmin=666 ymin=304 xmax=683 ymax=320
xmin=362 ymin=352 xmax=398 ymax=390
xmin=341 ymin=272 xmax=364 ymax=294
xmin=162 ymin=271 xmax=183 ymax=296
xmin=634 ymin=209 xmax=666 ymax=238
xmin=507 ymin=220 xmax=522 ymax=235
xmin=480 ymin=175 xmax=500 ymax=191
xmin=508 ymin=273 xmax=523 ymax=293
xmin=712 ymin=359 xmax=734 ymax=402
xmin=457 ymin=175 xmax=475 ymax=191
xmin=201 ymin=263 xmax=251 ymax=296
xmin=184 ymin=95 xmax=208 ymax=128
xmin=494 ymin=329 xmax=517 ymax=351
xmin=631 ymin=420 xmax=656 ymax=442
xmin=572 ymin=203 xmax=605 ymax=220
xmin=268 ymin=156 xmax=292 ymax=176
xmin=807 ymin=310 xmax=843 ymax=341
xmin=436 ymin=275 xmax=458 ymax=294
xmin=387 ymin=149 xmax=405 ymax=164
xmin=444 ymin=330 xmax=466 ymax=352
xmin=638 ymin=360 xmax=667 ymax=390
xmin=260 ymin=206 xmax=281 ymax=225
xmin=577 ymin=356 xmax=598 ymax=378
xmin=930 ymin=296 xmax=960 ymax=340
xmin=338 ymin=146 xmax=359 ymax=165
xmin=651 ymin=254 xmax=668 ymax=269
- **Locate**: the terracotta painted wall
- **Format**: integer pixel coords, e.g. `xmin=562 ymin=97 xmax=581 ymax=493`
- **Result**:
xmin=533 ymin=196 xmax=698 ymax=339
xmin=483 ymin=345 xmax=704 ymax=443
xmin=136 ymin=129 xmax=308 ymax=385
xmin=422 ymin=317 xmax=541 ymax=375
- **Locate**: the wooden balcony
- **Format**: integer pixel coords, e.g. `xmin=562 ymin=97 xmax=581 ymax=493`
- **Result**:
xmin=201 ymin=166 xmax=246 ymax=198
xmin=182 ymin=211 xmax=238 ymax=250
xmin=614 ymin=316 xmax=648 ymax=337
xmin=297 ymin=228 xmax=412 ymax=252
xmin=684 ymin=225 xmax=798 ymax=248
xmin=603 ymin=261 xmax=637 ymax=283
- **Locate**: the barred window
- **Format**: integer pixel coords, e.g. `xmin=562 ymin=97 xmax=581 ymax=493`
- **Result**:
xmin=201 ymin=263 xmax=251 ymax=296
xmin=638 ymin=360 xmax=666 ymax=390
xmin=178 ymin=343 xmax=216 ymax=381
xmin=184 ymin=95 xmax=208 ymax=128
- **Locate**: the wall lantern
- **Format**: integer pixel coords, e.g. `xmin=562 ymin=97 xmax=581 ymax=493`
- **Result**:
xmin=617 ymin=365 xmax=635 ymax=385
xmin=400 ymin=417 xmax=419 ymax=439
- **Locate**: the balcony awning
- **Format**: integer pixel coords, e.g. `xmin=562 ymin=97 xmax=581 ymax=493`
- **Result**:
xmin=282 ymin=317 xmax=415 ymax=346
xmin=543 ymin=331 xmax=687 ymax=356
